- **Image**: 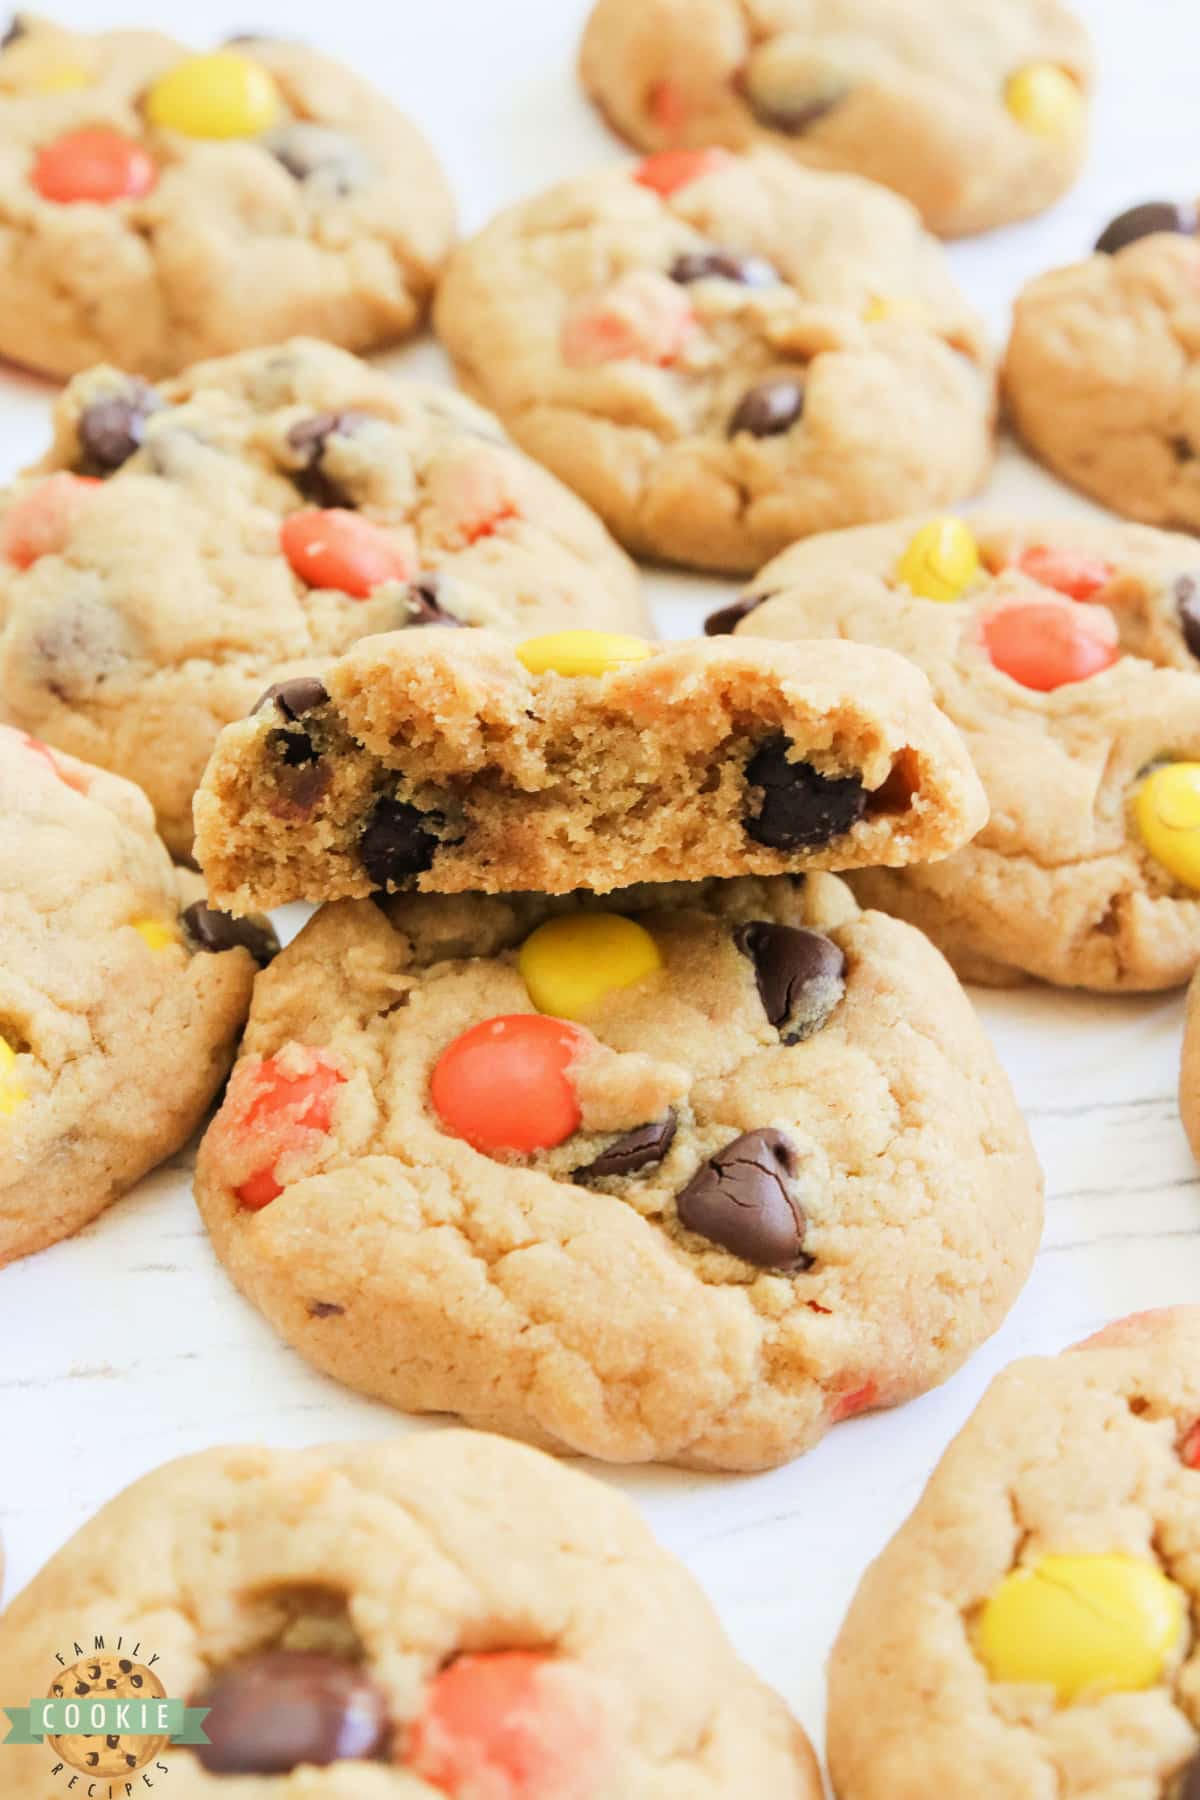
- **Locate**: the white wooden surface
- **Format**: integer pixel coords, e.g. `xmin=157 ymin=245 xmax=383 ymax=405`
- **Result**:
xmin=2 ymin=0 xmax=1200 ymax=1778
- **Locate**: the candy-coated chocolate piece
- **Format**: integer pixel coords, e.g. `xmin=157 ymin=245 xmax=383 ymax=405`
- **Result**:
xmin=516 ymin=630 xmax=652 ymax=678
xmin=145 ymin=50 xmax=280 ymax=139
xmin=27 ymin=62 xmax=90 ymax=93
xmin=649 ymin=78 xmax=687 ymax=135
xmin=408 ymin=1651 xmax=608 ymax=1800
xmin=982 ymin=600 xmax=1119 ymax=690
xmin=1135 ymin=763 xmax=1200 ymax=891
xmin=561 ymin=269 xmax=694 ymax=367
xmin=233 ymin=1052 xmax=346 ymax=1209
xmin=1 ymin=473 xmax=101 ymax=568
xmin=633 ymin=147 xmax=729 ymax=196
xmin=1016 ymin=545 xmax=1113 ymax=602
xmin=519 ymin=914 xmax=661 ymax=1021
xmin=976 ymin=1553 xmax=1185 ymax=1702
xmin=862 ymin=295 xmax=924 ymax=325
xmin=32 ymin=128 xmax=156 ymax=203
xmin=0 ymin=1036 xmax=26 ymax=1117
xmin=1005 ymin=64 xmax=1084 ymax=138
xmin=1180 ymin=1420 xmax=1200 ymax=1469
xmin=281 ymin=508 xmax=414 ymax=599
xmin=131 ymin=916 xmax=178 ymax=952
xmin=430 ymin=1015 xmax=590 ymax=1155
xmin=896 ymin=518 xmax=979 ymax=603
xmin=193 ymin=1650 xmax=389 ymax=1774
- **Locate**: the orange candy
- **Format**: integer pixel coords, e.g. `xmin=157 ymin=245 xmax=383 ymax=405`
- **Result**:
xmin=634 ymin=147 xmax=728 ymax=196
xmin=649 ymin=79 xmax=688 ymax=135
xmin=18 ymin=729 xmax=88 ymax=793
xmin=409 ymin=1652 xmax=609 ymax=1800
xmin=1181 ymin=1421 xmax=1200 ymax=1470
xmin=1017 ymin=545 xmax=1115 ymax=603
xmin=229 ymin=1051 xmax=346 ymax=1209
xmin=430 ymin=1014 xmax=590 ymax=1155
xmin=982 ymin=601 xmax=1119 ymax=691
xmin=561 ymin=271 xmax=695 ymax=368
xmin=1 ymin=472 xmax=101 ymax=568
xmin=32 ymin=128 xmax=156 ymax=203
xmin=280 ymin=509 xmax=414 ymax=599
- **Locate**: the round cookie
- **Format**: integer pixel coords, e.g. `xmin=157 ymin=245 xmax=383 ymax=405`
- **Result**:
xmin=0 ymin=722 xmax=269 ymax=1265
xmin=0 ymin=17 xmax=454 ymax=377
xmin=0 ymin=1434 xmax=822 ymax=1796
xmin=433 ymin=149 xmax=995 ymax=573
xmin=0 ymin=338 xmax=645 ymax=858
xmin=193 ymin=873 xmax=1041 ymax=1472
xmin=1006 ymin=228 xmax=1200 ymax=530
xmin=579 ymin=0 xmax=1091 ymax=239
xmin=46 ymin=1655 xmax=168 ymax=1777
xmin=720 ymin=514 xmax=1200 ymax=990
xmin=827 ymin=1307 xmax=1200 ymax=1800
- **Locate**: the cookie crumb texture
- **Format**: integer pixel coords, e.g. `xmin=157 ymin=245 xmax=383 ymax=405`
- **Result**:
xmin=579 ymin=0 xmax=1090 ymax=238
xmin=434 ymin=150 xmax=994 ymax=572
xmin=827 ymin=1307 xmax=1200 ymax=1799
xmin=0 ymin=1434 xmax=822 ymax=1796
xmin=0 ymin=19 xmax=455 ymax=377
xmin=193 ymin=875 xmax=1041 ymax=1470
xmin=0 ymin=339 xmax=643 ymax=858
xmin=1183 ymin=974 xmax=1200 ymax=1161
xmin=1006 ymin=234 xmax=1200 ymax=531
xmin=194 ymin=630 xmax=987 ymax=912
xmin=734 ymin=515 xmax=1200 ymax=990
xmin=0 ymin=724 xmax=258 ymax=1265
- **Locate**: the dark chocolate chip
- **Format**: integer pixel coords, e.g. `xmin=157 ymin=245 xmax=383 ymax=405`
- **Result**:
xmin=744 ymin=73 xmax=849 ymax=136
xmin=670 ymin=248 xmax=780 ymax=288
xmin=118 ymin=1661 xmax=132 ymax=1673
xmin=262 ymin=123 xmax=373 ymax=195
xmin=307 ymin=1300 xmax=345 ymax=1318
xmin=728 ymin=378 xmax=804 ymax=439
xmin=182 ymin=902 xmax=279 ymax=968
xmin=1094 ymin=201 xmax=1197 ymax=255
xmin=744 ymin=736 xmax=866 ymax=849
xmin=735 ymin=922 xmax=845 ymax=1044
xmin=286 ymin=410 xmax=374 ymax=506
xmin=676 ymin=1128 xmax=811 ymax=1270
xmin=0 ymin=15 xmax=27 ymax=47
xmin=399 ymin=573 xmax=467 ymax=629
xmin=1176 ymin=575 xmax=1200 ymax=660
xmin=705 ymin=592 xmax=770 ymax=636
xmin=269 ymin=726 xmax=319 ymax=768
xmin=191 ymin=1650 xmax=389 ymax=1776
xmin=574 ymin=1114 xmax=677 ymax=1183
xmin=78 ymin=381 xmax=163 ymax=473
xmin=1173 ymin=436 xmax=1195 ymax=463
xmin=255 ymin=675 xmax=330 ymax=720
xmin=360 ymin=796 xmax=439 ymax=889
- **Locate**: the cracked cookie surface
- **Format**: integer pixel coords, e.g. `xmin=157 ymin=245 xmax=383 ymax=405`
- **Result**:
xmin=192 ymin=873 xmax=1041 ymax=1471
xmin=0 ymin=17 xmax=455 ymax=377
xmin=827 ymin=1307 xmax=1200 ymax=1800
xmin=0 ymin=339 xmax=644 ymax=858
xmin=433 ymin=148 xmax=994 ymax=572
xmin=725 ymin=514 xmax=1200 ymax=990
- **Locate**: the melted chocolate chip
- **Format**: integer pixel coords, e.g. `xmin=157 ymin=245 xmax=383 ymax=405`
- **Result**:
xmin=670 ymin=248 xmax=780 ymax=288
xmin=1176 ymin=575 xmax=1200 ymax=659
xmin=735 ymin=922 xmax=845 ymax=1044
xmin=744 ymin=737 xmax=867 ymax=850
xmin=286 ymin=410 xmax=374 ymax=506
xmin=256 ymin=675 xmax=330 ymax=720
xmin=263 ymin=123 xmax=373 ymax=195
xmin=705 ymin=592 xmax=770 ymax=636
xmin=676 ymin=1129 xmax=811 ymax=1270
xmin=191 ymin=1651 xmax=389 ymax=1776
xmin=307 ymin=1300 xmax=345 ymax=1318
xmin=78 ymin=381 xmax=162 ymax=473
xmin=182 ymin=902 xmax=279 ymax=968
xmin=269 ymin=726 xmax=319 ymax=768
xmin=728 ymin=378 xmax=804 ymax=438
xmin=1095 ymin=201 xmax=1197 ymax=255
xmin=399 ymin=573 xmax=467 ymax=629
xmin=746 ymin=82 xmax=849 ymax=135
xmin=360 ymin=796 xmax=439 ymax=889
xmin=574 ymin=1114 xmax=677 ymax=1183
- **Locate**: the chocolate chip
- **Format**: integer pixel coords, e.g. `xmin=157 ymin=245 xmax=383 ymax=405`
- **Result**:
xmin=1094 ymin=201 xmax=1197 ymax=255
xmin=728 ymin=378 xmax=804 ymax=439
xmin=286 ymin=411 xmax=374 ymax=506
xmin=670 ymin=248 xmax=780 ymax=287
xmin=398 ymin=573 xmax=467 ymax=629
xmin=307 ymin=1300 xmax=345 ymax=1318
xmin=744 ymin=736 xmax=867 ymax=849
xmin=1176 ymin=575 xmax=1200 ymax=659
xmin=78 ymin=381 xmax=162 ymax=473
xmin=676 ymin=1129 xmax=811 ymax=1270
xmin=1175 ymin=1752 xmax=1200 ymax=1800
xmin=255 ymin=675 xmax=330 ymax=720
xmin=263 ymin=123 xmax=374 ymax=196
xmin=574 ymin=1114 xmax=677 ymax=1182
xmin=1 ymin=15 xmax=27 ymax=47
xmin=182 ymin=902 xmax=279 ymax=968
xmin=269 ymin=726 xmax=319 ymax=767
xmin=704 ymin=593 xmax=770 ymax=636
xmin=191 ymin=1651 xmax=389 ymax=1776
xmin=360 ymin=796 xmax=439 ymax=889
xmin=735 ymin=922 xmax=845 ymax=1043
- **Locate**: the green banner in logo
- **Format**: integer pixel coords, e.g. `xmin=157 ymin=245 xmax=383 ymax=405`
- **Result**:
xmin=4 ymin=1696 xmax=209 ymax=1745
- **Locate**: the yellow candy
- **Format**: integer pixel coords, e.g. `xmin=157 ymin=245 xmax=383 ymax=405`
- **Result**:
xmin=28 ymin=63 xmax=91 ymax=94
xmin=0 ymin=1036 xmax=26 ymax=1117
xmin=863 ymin=295 xmax=924 ymax=325
xmin=896 ymin=518 xmax=980 ymax=603
xmin=1135 ymin=762 xmax=1200 ymax=891
xmin=977 ymin=1554 xmax=1185 ymax=1703
xmin=145 ymin=51 xmax=280 ymax=140
xmin=516 ymin=631 xmax=653 ymax=678
xmin=131 ymin=916 xmax=178 ymax=952
xmin=519 ymin=914 xmax=662 ymax=1020
xmin=1005 ymin=63 xmax=1085 ymax=138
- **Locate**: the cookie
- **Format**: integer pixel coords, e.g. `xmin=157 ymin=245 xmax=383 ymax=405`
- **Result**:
xmin=1005 ymin=229 xmax=1200 ymax=531
xmin=433 ymin=148 xmax=994 ymax=573
xmin=46 ymin=1655 xmax=168 ymax=1777
xmin=192 ymin=872 xmax=1041 ymax=1471
xmin=0 ymin=1433 xmax=822 ymax=1796
xmin=719 ymin=514 xmax=1200 ymax=990
xmin=0 ymin=17 xmax=454 ymax=377
xmin=194 ymin=626 xmax=987 ymax=913
xmin=579 ymin=0 xmax=1091 ymax=239
xmin=0 ymin=723 xmax=269 ymax=1265
xmin=0 ymin=339 xmax=644 ymax=859
xmin=827 ymin=1307 xmax=1200 ymax=1800
xmin=1183 ymin=973 xmax=1200 ymax=1162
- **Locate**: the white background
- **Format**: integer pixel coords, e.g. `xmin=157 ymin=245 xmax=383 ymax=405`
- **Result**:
xmin=2 ymin=0 xmax=1200 ymax=1785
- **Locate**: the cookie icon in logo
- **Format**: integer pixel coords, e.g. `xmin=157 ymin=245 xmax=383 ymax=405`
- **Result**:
xmin=46 ymin=1656 xmax=168 ymax=1776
